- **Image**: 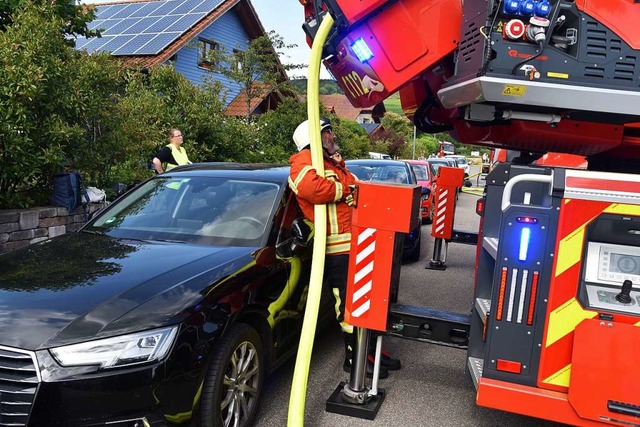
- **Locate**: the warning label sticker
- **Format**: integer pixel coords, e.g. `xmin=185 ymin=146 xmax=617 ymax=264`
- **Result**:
xmin=547 ymin=72 xmax=569 ymax=79
xmin=501 ymin=85 xmax=527 ymax=97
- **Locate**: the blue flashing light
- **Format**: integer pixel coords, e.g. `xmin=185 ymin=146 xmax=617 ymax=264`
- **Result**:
xmin=519 ymin=227 xmax=531 ymax=261
xmin=351 ymin=38 xmax=374 ymax=63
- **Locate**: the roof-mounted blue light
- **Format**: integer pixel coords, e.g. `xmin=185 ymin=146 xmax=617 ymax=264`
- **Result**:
xmin=352 ymin=38 xmax=374 ymax=63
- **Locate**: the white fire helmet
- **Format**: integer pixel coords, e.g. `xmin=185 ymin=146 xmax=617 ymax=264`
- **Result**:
xmin=292 ymin=118 xmax=333 ymax=151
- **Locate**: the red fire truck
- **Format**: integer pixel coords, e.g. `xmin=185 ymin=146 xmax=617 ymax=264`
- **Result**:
xmin=296 ymin=1 xmax=640 ymax=425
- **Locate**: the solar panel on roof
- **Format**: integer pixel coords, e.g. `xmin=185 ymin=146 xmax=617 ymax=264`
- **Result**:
xmin=107 ymin=18 xmax=140 ymax=34
xmin=134 ymin=32 xmax=181 ymax=55
xmin=82 ymin=0 xmax=222 ymax=56
xmin=82 ymin=35 xmax=114 ymax=54
xmin=150 ymin=0 xmax=183 ymax=16
xmin=99 ymin=4 xmax=127 ymax=20
xmin=141 ymin=15 xmax=176 ymax=33
xmin=166 ymin=13 xmax=205 ymax=33
xmin=191 ymin=0 xmax=225 ymax=14
xmin=111 ymin=33 xmax=157 ymax=55
xmin=130 ymin=2 xmax=163 ymax=18
xmin=98 ymin=35 xmax=132 ymax=53
xmin=123 ymin=16 xmax=159 ymax=34
xmin=95 ymin=19 xmax=123 ymax=33
xmin=74 ymin=37 xmax=90 ymax=49
xmin=94 ymin=5 xmax=114 ymax=20
xmin=112 ymin=3 xmax=146 ymax=20
xmin=169 ymin=0 xmax=198 ymax=16
xmin=87 ymin=20 xmax=102 ymax=30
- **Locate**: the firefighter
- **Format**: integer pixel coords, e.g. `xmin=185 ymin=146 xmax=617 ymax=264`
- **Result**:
xmin=289 ymin=118 xmax=401 ymax=378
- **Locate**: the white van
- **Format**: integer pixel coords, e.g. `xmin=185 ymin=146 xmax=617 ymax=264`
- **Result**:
xmin=368 ymin=152 xmax=391 ymax=160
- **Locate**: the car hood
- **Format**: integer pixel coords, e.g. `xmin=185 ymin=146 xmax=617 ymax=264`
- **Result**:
xmin=0 ymin=232 xmax=255 ymax=350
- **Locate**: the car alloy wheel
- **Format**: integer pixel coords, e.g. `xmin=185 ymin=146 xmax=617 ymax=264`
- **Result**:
xmin=201 ymin=323 xmax=264 ymax=427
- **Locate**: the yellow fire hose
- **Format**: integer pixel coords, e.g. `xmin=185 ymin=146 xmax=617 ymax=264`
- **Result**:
xmin=287 ymin=13 xmax=335 ymax=427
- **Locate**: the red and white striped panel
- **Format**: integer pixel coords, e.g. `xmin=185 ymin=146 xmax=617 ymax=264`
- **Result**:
xmin=351 ymin=227 xmax=376 ymax=319
xmin=433 ymin=188 xmax=449 ymax=237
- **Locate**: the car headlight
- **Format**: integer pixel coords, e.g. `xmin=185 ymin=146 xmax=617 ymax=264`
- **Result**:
xmin=50 ymin=326 xmax=178 ymax=369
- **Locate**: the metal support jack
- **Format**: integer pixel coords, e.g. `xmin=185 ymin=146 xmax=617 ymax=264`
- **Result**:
xmin=326 ymin=328 xmax=385 ymax=420
xmin=427 ymin=237 xmax=448 ymax=270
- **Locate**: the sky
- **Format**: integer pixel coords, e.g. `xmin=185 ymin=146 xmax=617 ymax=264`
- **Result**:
xmin=250 ymin=0 xmax=331 ymax=79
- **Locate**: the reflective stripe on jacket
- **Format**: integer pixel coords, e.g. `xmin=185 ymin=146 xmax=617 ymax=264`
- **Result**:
xmin=288 ymin=150 xmax=357 ymax=255
xmin=165 ymin=144 xmax=190 ymax=171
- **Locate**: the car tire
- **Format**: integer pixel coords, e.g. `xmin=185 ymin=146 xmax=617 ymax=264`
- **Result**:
xmin=200 ymin=323 xmax=265 ymax=427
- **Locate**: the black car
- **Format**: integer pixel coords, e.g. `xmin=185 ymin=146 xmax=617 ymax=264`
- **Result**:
xmin=345 ymin=159 xmax=422 ymax=262
xmin=0 ymin=163 xmax=332 ymax=427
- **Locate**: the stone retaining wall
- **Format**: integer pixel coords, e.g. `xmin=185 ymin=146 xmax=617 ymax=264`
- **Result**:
xmin=0 ymin=203 xmax=107 ymax=254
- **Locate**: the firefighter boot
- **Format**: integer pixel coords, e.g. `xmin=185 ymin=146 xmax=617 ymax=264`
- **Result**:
xmin=343 ymin=354 xmax=389 ymax=379
xmin=343 ymin=341 xmax=389 ymax=379
xmin=368 ymin=335 xmax=401 ymax=371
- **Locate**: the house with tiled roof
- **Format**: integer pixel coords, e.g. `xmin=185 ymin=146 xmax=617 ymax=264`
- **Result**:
xmin=318 ymin=94 xmax=386 ymax=134
xmin=75 ymin=0 xmax=286 ymax=116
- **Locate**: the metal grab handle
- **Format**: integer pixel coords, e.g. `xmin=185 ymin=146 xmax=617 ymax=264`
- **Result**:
xmin=501 ymin=173 xmax=553 ymax=211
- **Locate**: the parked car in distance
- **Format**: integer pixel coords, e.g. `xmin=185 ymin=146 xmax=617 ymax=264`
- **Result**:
xmin=346 ymin=159 xmax=423 ymax=262
xmin=445 ymin=155 xmax=470 ymax=178
xmin=403 ymin=159 xmax=434 ymax=224
xmin=426 ymin=157 xmax=458 ymax=180
xmin=0 ymin=163 xmax=334 ymax=427
xmin=368 ymin=151 xmax=391 ymax=160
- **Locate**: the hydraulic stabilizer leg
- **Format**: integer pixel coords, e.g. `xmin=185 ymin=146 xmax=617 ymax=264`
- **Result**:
xmin=427 ymin=238 xmax=448 ymax=270
xmin=426 ymin=166 xmax=463 ymax=271
xmin=342 ymin=327 xmax=371 ymax=404
xmin=326 ymin=327 xmax=386 ymax=419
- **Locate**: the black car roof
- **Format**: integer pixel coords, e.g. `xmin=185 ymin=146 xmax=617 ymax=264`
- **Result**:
xmin=165 ymin=163 xmax=291 ymax=182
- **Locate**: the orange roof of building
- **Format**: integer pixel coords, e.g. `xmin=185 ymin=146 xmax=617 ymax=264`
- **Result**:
xmin=224 ymin=82 xmax=283 ymax=117
xmin=319 ymin=94 xmax=363 ymax=121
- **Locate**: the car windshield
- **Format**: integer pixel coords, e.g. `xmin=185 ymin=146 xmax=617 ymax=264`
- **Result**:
xmin=454 ymin=157 xmax=467 ymax=165
xmin=348 ymin=164 xmax=412 ymax=184
xmin=428 ymin=160 xmax=449 ymax=173
xmin=410 ymin=164 xmax=429 ymax=181
xmin=87 ymin=176 xmax=281 ymax=247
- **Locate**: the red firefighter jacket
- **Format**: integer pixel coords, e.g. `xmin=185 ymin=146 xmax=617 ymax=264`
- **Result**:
xmin=288 ymin=149 xmax=357 ymax=255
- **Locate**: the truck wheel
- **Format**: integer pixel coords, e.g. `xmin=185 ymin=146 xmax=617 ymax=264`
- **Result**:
xmin=200 ymin=323 xmax=264 ymax=427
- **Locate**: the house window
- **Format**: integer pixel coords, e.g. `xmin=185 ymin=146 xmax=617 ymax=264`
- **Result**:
xmin=233 ymin=49 xmax=244 ymax=72
xmin=198 ymin=39 xmax=218 ymax=69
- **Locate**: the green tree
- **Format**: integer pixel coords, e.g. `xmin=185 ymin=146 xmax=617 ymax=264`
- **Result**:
xmin=211 ymin=31 xmax=300 ymax=118
xmin=0 ymin=0 xmax=98 ymax=38
xmin=0 ymin=4 xmax=85 ymax=207
xmin=370 ymin=112 xmax=413 ymax=158
xmin=333 ymin=120 xmax=370 ymax=161
xmin=256 ymin=98 xmax=308 ymax=163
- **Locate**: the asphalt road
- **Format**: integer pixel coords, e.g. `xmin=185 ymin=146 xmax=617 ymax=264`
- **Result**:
xmin=254 ymin=165 xmax=564 ymax=427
